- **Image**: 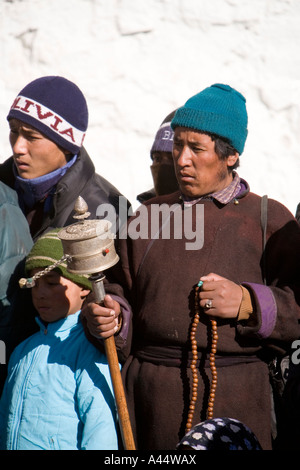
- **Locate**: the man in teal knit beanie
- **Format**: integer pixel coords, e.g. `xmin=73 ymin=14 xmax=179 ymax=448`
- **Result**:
xmin=82 ymin=82 xmax=300 ymax=450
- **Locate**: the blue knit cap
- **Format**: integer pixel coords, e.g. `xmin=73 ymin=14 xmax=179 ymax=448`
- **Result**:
xmin=171 ymin=84 xmax=248 ymax=155
xmin=7 ymin=76 xmax=88 ymax=154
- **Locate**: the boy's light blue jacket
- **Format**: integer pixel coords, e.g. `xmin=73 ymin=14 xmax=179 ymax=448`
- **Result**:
xmin=0 ymin=311 xmax=118 ymax=450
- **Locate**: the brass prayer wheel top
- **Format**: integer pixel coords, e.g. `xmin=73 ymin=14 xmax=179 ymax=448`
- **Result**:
xmin=59 ymin=218 xmax=109 ymax=242
xmin=58 ymin=196 xmax=119 ymax=275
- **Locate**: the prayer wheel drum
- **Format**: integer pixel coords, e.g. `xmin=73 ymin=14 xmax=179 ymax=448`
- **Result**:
xmin=58 ymin=196 xmax=119 ymax=274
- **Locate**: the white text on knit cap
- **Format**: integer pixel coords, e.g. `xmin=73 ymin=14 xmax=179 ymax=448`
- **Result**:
xmin=10 ymin=95 xmax=86 ymax=148
xmin=159 ymin=122 xmax=174 ymax=142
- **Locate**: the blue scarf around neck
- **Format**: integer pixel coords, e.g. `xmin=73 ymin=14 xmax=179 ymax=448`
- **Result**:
xmin=14 ymin=154 xmax=77 ymax=212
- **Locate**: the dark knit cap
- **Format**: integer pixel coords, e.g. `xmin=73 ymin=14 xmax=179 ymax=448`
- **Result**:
xmin=171 ymin=84 xmax=248 ymax=155
xmin=150 ymin=110 xmax=177 ymax=157
xmin=7 ymin=76 xmax=88 ymax=154
xmin=24 ymin=229 xmax=91 ymax=290
xmin=177 ymin=418 xmax=262 ymax=450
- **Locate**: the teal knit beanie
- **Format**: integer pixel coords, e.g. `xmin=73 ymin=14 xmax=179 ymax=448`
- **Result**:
xmin=171 ymin=83 xmax=248 ymax=155
xmin=22 ymin=229 xmax=91 ymax=290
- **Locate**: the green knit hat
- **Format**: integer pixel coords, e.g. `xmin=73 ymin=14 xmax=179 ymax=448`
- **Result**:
xmin=21 ymin=229 xmax=91 ymax=290
xmin=171 ymin=83 xmax=248 ymax=155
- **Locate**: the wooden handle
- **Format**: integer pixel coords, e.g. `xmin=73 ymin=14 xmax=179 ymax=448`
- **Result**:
xmin=104 ymin=336 xmax=136 ymax=450
xmin=90 ymin=273 xmax=136 ymax=450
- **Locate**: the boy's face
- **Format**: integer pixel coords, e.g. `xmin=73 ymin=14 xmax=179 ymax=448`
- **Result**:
xmin=30 ymin=269 xmax=90 ymax=323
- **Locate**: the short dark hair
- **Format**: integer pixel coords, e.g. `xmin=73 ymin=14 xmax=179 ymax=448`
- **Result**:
xmin=204 ymin=132 xmax=240 ymax=171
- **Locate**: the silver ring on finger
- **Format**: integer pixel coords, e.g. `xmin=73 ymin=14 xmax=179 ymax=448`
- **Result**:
xmin=205 ymin=299 xmax=213 ymax=309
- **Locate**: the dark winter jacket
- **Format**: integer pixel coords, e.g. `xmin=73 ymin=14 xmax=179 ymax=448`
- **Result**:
xmin=0 ymin=147 xmax=130 ymax=241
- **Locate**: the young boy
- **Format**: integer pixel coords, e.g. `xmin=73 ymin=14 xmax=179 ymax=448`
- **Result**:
xmin=0 ymin=229 xmax=119 ymax=450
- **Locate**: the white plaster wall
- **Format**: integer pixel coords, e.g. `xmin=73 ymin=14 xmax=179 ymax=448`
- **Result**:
xmin=0 ymin=0 xmax=299 ymax=213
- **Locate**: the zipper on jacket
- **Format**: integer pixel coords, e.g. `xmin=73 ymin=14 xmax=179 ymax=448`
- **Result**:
xmin=11 ymin=346 xmax=42 ymax=449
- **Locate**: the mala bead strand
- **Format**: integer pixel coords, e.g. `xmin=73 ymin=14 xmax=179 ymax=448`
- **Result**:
xmin=207 ymin=318 xmax=218 ymax=419
xmin=185 ymin=281 xmax=219 ymax=434
xmin=185 ymin=288 xmax=200 ymax=433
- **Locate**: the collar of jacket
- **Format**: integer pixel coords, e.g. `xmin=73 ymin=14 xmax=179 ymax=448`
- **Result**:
xmin=181 ymin=172 xmax=250 ymax=207
xmin=35 ymin=310 xmax=81 ymax=339
xmin=52 ymin=147 xmax=95 ymax=202
xmin=137 ymin=188 xmax=156 ymax=203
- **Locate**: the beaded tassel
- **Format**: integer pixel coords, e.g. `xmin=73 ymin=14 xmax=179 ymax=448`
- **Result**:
xmin=185 ymin=281 xmax=218 ymax=434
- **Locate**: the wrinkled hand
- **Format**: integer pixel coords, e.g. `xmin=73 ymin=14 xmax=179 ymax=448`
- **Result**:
xmin=198 ymin=273 xmax=242 ymax=319
xmin=81 ymin=294 xmax=121 ymax=339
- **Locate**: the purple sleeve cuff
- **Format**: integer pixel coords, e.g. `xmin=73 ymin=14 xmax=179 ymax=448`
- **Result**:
xmin=241 ymin=282 xmax=277 ymax=338
xmin=110 ymin=294 xmax=131 ymax=342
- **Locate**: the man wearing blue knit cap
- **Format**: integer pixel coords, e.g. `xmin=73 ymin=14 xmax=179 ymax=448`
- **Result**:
xmin=137 ymin=109 xmax=179 ymax=203
xmin=0 ymin=76 xmax=130 ymax=242
xmin=83 ymin=83 xmax=300 ymax=450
